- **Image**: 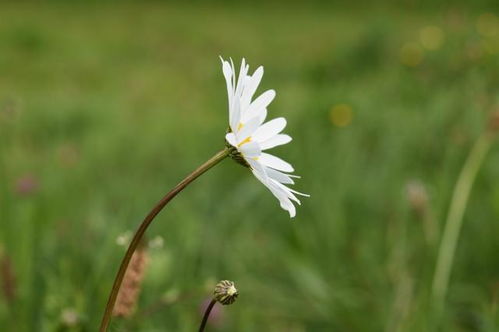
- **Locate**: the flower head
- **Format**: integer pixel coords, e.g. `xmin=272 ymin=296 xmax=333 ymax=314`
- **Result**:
xmin=221 ymin=57 xmax=308 ymax=217
xmin=213 ymin=280 xmax=238 ymax=305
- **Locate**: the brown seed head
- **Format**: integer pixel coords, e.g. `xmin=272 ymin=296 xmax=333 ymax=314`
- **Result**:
xmin=112 ymin=241 xmax=149 ymax=318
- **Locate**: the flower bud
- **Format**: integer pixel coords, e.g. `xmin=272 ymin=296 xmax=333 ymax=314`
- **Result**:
xmin=213 ymin=280 xmax=238 ymax=305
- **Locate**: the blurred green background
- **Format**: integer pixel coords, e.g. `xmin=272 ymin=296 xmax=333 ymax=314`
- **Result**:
xmin=1 ymin=1 xmax=499 ymax=331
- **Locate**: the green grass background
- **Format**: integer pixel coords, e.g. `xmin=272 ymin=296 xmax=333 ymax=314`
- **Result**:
xmin=1 ymin=2 xmax=499 ymax=331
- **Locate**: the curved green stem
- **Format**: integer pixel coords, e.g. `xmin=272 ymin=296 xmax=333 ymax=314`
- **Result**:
xmin=99 ymin=148 xmax=230 ymax=332
xmin=432 ymin=133 xmax=492 ymax=311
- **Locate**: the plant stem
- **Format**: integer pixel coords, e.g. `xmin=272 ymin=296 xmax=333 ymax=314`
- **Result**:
xmin=198 ymin=299 xmax=217 ymax=332
xmin=99 ymin=148 xmax=230 ymax=332
xmin=432 ymin=133 xmax=492 ymax=311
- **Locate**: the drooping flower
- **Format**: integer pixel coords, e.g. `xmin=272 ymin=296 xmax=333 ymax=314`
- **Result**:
xmin=221 ymin=57 xmax=308 ymax=217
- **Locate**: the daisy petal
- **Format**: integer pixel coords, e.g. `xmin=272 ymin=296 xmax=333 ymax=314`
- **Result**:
xmin=220 ymin=58 xmax=233 ymax=93
xmin=271 ymin=180 xmax=305 ymax=203
xmin=236 ymin=116 xmax=261 ymax=141
xmin=241 ymin=66 xmax=263 ymax=108
xmin=234 ymin=58 xmax=248 ymax=99
xmin=286 ymin=187 xmax=310 ymax=197
xmin=267 ymin=183 xmax=297 ymax=217
xmin=225 ymin=133 xmax=237 ymax=147
xmin=265 ymin=167 xmax=295 ymax=184
xmin=258 ymin=152 xmax=294 ymax=172
xmin=271 ymin=181 xmax=301 ymax=204
xmin=277 ymin=196 xmax=296 ymax=217
xmin=220 ymin=58 xmax=233 ymax=120
xmin=239 ymin=141 xmax=261 ymax=158
xmin=243 ymin=106 xmax=267 ymax=125
xmin=283 ymin=200 xmax=296 ymax=218
xmin=252 ymin=117 xmax=286 ymax=142
xmin=258 ymin=108 xmax=267 ymax=124
xmin=230 ymin=58 xmax=236 ymax=88
xmin=260 ymin=134 xmax=292 ymax=150
xmin=229 ymin=98 xmax=241 ymax=133
xmin=247 ymin=158 xmax=267 ymax=178
xmin=244 ymin=90 xmax=275 ymax=119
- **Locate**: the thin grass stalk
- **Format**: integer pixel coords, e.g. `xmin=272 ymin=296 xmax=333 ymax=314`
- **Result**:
xmin=432 ymin=133 xmax=493 ymax=310
xmin=99 ymin=148 xmax=230 ymax=331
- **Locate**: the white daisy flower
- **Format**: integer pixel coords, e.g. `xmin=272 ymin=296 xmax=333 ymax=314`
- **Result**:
xmin=221 ymin=57 xmax=308 ymax=218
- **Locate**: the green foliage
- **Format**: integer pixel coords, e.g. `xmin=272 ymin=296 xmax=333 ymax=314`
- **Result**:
xmin=0 ymin=2 xmax=498 ymax=331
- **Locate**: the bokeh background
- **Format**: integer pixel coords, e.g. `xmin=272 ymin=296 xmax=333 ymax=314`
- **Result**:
xmin=1 ymin=1 xmax=499 ymax=331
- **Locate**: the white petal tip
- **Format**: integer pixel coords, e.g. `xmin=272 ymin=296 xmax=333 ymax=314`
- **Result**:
xmin=225 ymin=133 xmax=237 ymax=147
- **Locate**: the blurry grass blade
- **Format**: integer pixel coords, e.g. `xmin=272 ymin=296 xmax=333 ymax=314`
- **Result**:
xmin=432 ymin=133 xmax=493 ymax=310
